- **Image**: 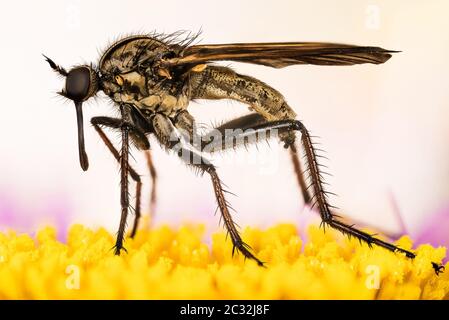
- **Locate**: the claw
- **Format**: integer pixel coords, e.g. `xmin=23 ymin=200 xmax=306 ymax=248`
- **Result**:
xmin=113 ymin=245 xmax=128 ymax=256
xmin=232 ymin=241 xmax=265 ymax=267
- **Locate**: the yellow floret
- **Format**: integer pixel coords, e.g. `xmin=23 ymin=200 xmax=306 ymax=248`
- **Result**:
xmin=0 ymin=223 xmax=447 ymax=299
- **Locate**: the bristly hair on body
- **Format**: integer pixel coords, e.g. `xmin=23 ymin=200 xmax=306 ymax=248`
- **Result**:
xmin=96 ymin=29 xmax=203 ymax=67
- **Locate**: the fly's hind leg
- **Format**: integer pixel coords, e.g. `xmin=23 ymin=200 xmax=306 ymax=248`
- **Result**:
xmin=190 ymin=68 xmax=443 ymax=273
xmin=200 ymin=116 xmax=444 ymax=274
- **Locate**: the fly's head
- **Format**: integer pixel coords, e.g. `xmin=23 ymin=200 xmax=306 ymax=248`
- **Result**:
xmin=44 ymin=55 xmax=100 ymax=171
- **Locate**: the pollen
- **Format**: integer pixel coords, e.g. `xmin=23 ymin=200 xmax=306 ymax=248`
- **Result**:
xmin=0 ymin=223 xmax=447 ymax=299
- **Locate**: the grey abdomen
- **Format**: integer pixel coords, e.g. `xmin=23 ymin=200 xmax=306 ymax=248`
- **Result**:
xmin=190 ymin=66 xmax=297 ymax=121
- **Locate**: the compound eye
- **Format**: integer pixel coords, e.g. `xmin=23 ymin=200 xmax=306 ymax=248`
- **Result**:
xmin=66 ymin=67 xmax=91 ymax=101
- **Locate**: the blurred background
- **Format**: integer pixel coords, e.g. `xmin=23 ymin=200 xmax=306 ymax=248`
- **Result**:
xmin=0 ymin=0 xmax=448 ymax=242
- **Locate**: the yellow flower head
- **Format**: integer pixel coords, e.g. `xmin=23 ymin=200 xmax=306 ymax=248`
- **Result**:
xmin=0 ymin=223 xmax=447 ymax=299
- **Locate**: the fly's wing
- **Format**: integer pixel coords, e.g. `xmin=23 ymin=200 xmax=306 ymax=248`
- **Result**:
xmin=163 ymin=42 xmax=397 ymax=69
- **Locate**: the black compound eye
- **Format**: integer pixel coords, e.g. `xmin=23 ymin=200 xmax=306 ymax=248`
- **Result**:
xmin=65 ymin=67 xmax=91 ymax=101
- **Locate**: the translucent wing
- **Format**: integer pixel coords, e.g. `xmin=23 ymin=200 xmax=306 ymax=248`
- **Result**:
xmin=163 ymin=42 xmax=396 ymax=69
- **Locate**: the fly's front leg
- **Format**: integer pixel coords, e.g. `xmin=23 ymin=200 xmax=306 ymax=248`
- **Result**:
xmin=117 ymin=113 xmax=130 ymax=254
xmin=91 ymin=116 xmax=150 ymax=238
xmin=91 ymin=106 xmax=146 ymax=252
xmin=152 ymin=113 xmax=264 ymax=266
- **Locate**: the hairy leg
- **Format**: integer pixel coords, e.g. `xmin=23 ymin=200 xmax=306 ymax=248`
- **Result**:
xmin=91 ymin=110 xmax=150 ymax=246
xmin=190 ymin=112 xmax=443 ymax=271
xmin=117 ymin=116 xmax=130 ymax=254
xmin=152 ymin=113 xmax=264 ymax=266
xmin=91 ymin=119 xmax=142 ymax=238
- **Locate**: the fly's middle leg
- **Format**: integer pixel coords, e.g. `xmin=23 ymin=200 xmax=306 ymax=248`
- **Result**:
xmin=152 ymin=113 xmax=264 ymax=266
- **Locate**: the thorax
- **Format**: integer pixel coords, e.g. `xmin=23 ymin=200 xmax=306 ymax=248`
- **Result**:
xmin=98 ymin=35 xmax=190 ymax=117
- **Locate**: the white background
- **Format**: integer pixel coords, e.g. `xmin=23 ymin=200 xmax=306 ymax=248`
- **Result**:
xmin=0 ymin=0 xmax=448 ymax=235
